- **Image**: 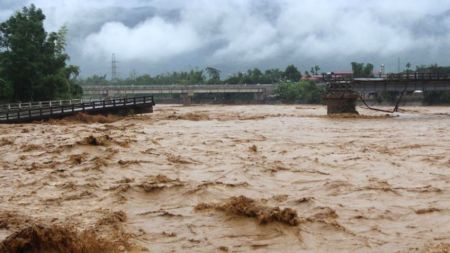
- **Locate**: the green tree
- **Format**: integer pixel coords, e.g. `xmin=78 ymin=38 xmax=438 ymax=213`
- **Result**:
xmin=0 ymin=5 xmax=81 ymax=101
xmin=275 ymin=80 xmax=324 ymax=103
xmin=205 ymin=67 xmax=221 ymax=84
xmin=406 ymin=62 xmax=411 ymax=71
xmin=0 ymin=77 xmax=12 ymax=102
xmin=314 ymin=65 xmax=320 ymax=75
xmin=284 ymin=64 xmax=301 ymax=82
xmin=187 ymin=69 xmax=205 ymax=84
xmin=299 ymin=81 xmax=324 ymax=103
xmin=224 ymin=72 xmax=244 ymax=84
xmin=263 ymin=69 xmax=283 ymax=83
xmin=77 ymin=74 xmax=109 ymax=86
xmin=351 ymin=62 xmax=374 ymax=78
xmin=248 ymin=68 xmax=263 ymax=84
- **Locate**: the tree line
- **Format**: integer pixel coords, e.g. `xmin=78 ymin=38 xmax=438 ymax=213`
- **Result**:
xmin=76 ymin=64 xmax=310 ymax=86
xmin=75 ymin=64 xmax=325 ymax=104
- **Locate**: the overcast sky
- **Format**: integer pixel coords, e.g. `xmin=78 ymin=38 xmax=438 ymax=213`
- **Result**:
xmin=1 ymin=0 xmax=450 ymax=78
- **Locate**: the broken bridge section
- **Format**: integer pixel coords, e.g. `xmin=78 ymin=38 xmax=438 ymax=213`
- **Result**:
xmin=0 ymin=96 xmax=155 ymax=124
xmin=323 ymin=72 xmax=450 ymax=115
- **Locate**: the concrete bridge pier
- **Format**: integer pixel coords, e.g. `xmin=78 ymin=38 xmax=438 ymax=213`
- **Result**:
xmin=254 ymin=92 xmax=265 ymax=103
xmin=325 ymin=91 xmax=359 ymax=115
xmin=181 ymin=92 xmax=193 ymax=106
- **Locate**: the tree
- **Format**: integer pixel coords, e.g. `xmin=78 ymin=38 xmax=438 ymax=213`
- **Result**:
xmin=284 ymin=64 xmax=301 ymax=82
xmin=0 ymin=5 xmax=81 ymax=101
xmin=77 ymin=74 xmax=109 ymax=86
xmin=406 ymin=62 xmax=411 ymax=71
xmin=205 ymin=67 xmax=221 ymax=84
xmin=275 ymin=80 xmax=324 ymax=104
xmin=0 ymin=77 xmax=12 ymax=102
xmin=351 ymin=62 xmax=374 ymax=78
xmin=224 ymin=72 xmax=244 ymax=84
xmin=314 ymin=65 xmax=320 ymax=75
xmin=248 ymin=68 xmax=263 ymax=84
xmin=187 ymin=69 xmax=205 ymax=84
xmin=263 ymin=69 xmax=283 ymax=83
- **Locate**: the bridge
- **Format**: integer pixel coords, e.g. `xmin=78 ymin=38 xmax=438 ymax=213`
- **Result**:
xmin=82 ymin=84 xmax=277 ymax=105
xmin=0 ymin=96 xmax=155 ymax=124
xmin=323 ymin=72 xmax=450 ymax=114
xmin=2 ymin=72 xmax=448 ymax=123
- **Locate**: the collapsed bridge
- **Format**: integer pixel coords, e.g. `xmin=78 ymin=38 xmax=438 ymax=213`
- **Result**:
xmin=1 ymin=72 xmax=449 ymax=123
xmin=323 ymin=72 xmax=450 ymax=114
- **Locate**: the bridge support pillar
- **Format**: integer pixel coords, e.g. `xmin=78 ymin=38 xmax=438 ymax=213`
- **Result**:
xmin=325 ymin=91 xmax=359 ymax=115
xmin=254 ymin=92 xmax=265 ymax=103
xmin=182 ymin=93 xmax=193 ymax=106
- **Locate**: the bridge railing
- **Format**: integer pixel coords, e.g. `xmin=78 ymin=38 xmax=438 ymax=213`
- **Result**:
xmin=322 ymin=73 xmax=354 ymax=82
xmin=385 ymin=72 xmax=450 ymax=81
xmin=0 ymin=96 xmax=155 ymax=122
xmin=0 ymin=98 xmax=107 ymax=113
xmin=323 ymin=72 xmax=450 ymax=83
xmin=82 ymin=84 xmax=274 ymax=88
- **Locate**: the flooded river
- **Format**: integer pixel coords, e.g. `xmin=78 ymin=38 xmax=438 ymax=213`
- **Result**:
xmin=0 ymin=105 xmax=449 ymax=253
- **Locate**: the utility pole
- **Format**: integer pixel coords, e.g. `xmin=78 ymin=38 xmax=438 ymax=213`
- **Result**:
xmin=111 ymin=53 xmax=118 ymax=82
xmin=130 ymin=69 xmax=137 ymax=82
xmin=397 ymin=57 xmax=401 ymax=73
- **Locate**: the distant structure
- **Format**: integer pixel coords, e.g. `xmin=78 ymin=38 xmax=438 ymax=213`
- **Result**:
xmin=379 ymin=64 xmax=385 ymax=77
xmin=111 ymin=53 xmax=118 ymax=81
xmin=302 ymin=75 xmax=322 ymax=81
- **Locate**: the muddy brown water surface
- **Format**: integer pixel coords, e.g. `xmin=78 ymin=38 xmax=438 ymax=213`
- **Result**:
xmin=0 ymin=105 xmax=449 ymax=253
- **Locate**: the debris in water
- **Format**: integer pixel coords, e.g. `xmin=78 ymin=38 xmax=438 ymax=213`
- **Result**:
xmin=195 ymin=195 xmax=300 ymax=226
xmin=118 ymin=160 xmax=140 ymax=166
xmin=0 ymin=138 xmax=14 ymax=146
xmin=50 ymin=113 xmax=123 ymax=124
xmin=166 ymin=154 xmax=196 ymax=164
xmin=139 ymin=175 xmax=184 ymax=192
xmin=0 ymin=224 xmax=113 ymax=253
xmin=167 ymin=112 xmax=210 ymax=121
xmin=78 ymin=135 xmax=112 ymax=146
xmin=414 ymin=207 xmax=441 ymax=214
xmin=69 ymin=154 xmax=87 ymax=165
xmin=97 ymin=211 xmax=128 ymax=226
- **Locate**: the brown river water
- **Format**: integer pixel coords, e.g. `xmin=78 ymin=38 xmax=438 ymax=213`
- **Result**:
xmin=0 ymin=105 xmax=449 ymax=253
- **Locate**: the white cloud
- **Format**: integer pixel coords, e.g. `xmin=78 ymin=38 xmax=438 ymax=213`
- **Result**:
xmin=83 ymin=17 xmax=201 ymax=62
xmin=1 ymin=0 xmax=450 ymax=74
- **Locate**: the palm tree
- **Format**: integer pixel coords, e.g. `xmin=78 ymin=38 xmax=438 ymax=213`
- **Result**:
xmin=405 ymin=62 xmax=412 ymax=79
xmin=314 ymin=65 xmax=321 ymax=75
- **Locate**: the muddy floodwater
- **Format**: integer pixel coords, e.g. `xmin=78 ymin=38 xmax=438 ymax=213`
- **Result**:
xmin=0 ymin=105 xmax=449 ymax=253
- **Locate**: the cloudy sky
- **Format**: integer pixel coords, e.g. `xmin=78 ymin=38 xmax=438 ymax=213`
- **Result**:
xmin=1 ymin=0 xmax=450 ymax=78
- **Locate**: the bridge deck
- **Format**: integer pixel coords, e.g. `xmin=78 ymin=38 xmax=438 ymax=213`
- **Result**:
xmin=82 ymin=84 xmax=276 ymax=96
xmin=0 ymin=96 xmax=155 ymax=124
xmin=324 ymin=72 xmax=450 ymax=93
